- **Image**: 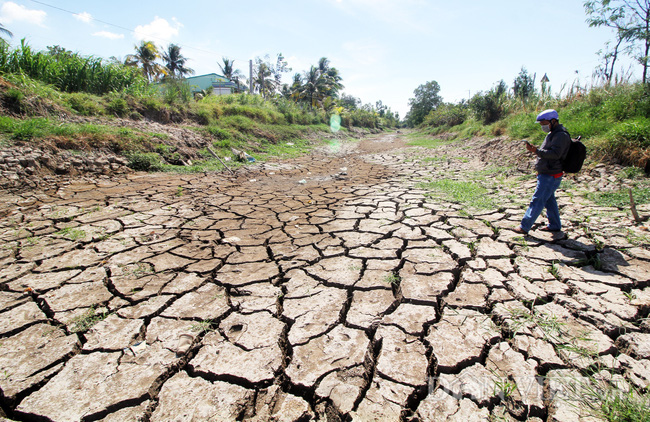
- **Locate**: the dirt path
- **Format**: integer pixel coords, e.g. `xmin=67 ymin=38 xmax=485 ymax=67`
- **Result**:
xmin=0 ymin=132 xmax=648 ymax=421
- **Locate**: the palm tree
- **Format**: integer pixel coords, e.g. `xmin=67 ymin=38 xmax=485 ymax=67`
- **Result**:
xmin=300 ymin=66 xmax=326 ymax=108
xmin=162 ymin=44 xmax=194 ymax=78
xmin=218 ymin=57 xmax=245 ymax=91
xmin=125 ymin=41 xmax=167 ymax=82
xmin=293 ymin=58 xmax=345 ymax=109
xmin=0 ymin=23 xmax=12 ymax=46
xmin=316 ymin=57 xmax=344 ymax=98
xmin=252 ymin=61 xmax=276 ymax=98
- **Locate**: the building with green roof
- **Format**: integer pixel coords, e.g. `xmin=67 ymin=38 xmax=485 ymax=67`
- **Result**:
xmin=184 ymin=73 xmax=245 ymax=95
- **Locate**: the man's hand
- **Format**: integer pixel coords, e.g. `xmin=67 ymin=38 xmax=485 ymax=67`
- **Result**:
xmin=525 ymin=142 xmax=537 ymax=154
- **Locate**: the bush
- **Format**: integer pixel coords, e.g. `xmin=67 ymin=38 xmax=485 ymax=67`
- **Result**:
xmin=424 ymin=102 xmax=468 ymax=128
xmin=66 ymin=93 xmax=105 ymax=116
xmin=126 ymin=152 xmax=163 ymax=171
xmin=161 ymin=78 xmax=192 ymax=105
xmin=470 ymin=81 xmax=508 ymax=124
xmin=106 ymin=97 xmax=128 ymax=117
xmin=206 ymin=126 xmax=231 ymax=140
xmin=610 ymin=118 xmax=650 ymax=149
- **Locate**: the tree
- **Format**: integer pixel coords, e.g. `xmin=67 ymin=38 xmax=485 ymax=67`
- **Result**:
xmin=584 ymin=0 xmax=650 ymax=84
xmin=339 ymin=94 xmax=360 ymax=110
xmin=375 ymin=100 xmax=387 ymax=117
xmin=218 ymin=58 xmax=245 ymax=91
xmin=162 ymin=44 xmax=194 ymax=78
xmin=252 ymin=53 xmax=292 ymax=98
xmin=0 ymin=23 xmax=12 ymax=45
xmin=406 ymin=81 xmax=442 ymax=126
xmin=284 ymin=57 xmax=344 ymax=109
xmin=125 ymin=41 xmax=167 ymax=82
xmin=46 ymin=45 xmax=74 ymax=60
xmin=512 ymin=67 xmax=536 ymax=101
xmin=469 ymin=80 xmax=508 ymax=124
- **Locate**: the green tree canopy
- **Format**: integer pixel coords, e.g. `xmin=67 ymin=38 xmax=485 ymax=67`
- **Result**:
xmin=584 ymin=0 xmax=650 ymax=84
xmin=162 ymin=44 xmax=194 ymax=78
xmin=512 ymin=67 xmax=536 ymax=101
xmin=218 ymin=57 xmax=245 ymax=90
xmin=406 ymin=80 xmax=442 ymax=126
xmin=125 ymin=41 xmax=167 ymax=82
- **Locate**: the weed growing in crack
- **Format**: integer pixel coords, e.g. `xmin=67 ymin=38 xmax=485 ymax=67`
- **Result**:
xmin=176 ymin=186 xmax=184 ymax=197
xmin=625 ymin=228 xmax=650 ymax=247
xmin=505 ymin=307 xmax=566 ymax=344
xmin=482 ymin=219 xmax=500 ymax=235
xmin=69 ymin=308 xmax=107 ymax=333
xmin=56 ymin=227 xmax=86 ymax=241
xmin=553 ymin=369 xmax=650 ymax=422
xmin=493 ymin=376 xmax=518 ymax=400
xmin=623 ymin=291 xmax=637 ymax=301
xmin=548 ymin=262 xmax=561 ymax=280
xmin=23 ymin=236 xmax=39 ymax=246
xmin=504 ymin=306 xmax=650 ymax=420
xmin=575 ymin=253 xmax=603 ymax=271
xmin=382 ymin=273 xmax=400 ymax=286
xmin=512 ymin=236 xmax=529 ymax=251
xmin=190 ymin=319 xmax=215 ymax=333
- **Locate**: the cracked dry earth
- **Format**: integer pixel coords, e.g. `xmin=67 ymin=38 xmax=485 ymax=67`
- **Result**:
xmin=0 ymin=132 xmax=649 ymax=422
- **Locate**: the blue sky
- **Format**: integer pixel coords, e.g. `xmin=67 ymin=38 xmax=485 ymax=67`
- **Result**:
xmin=0 ymin=0 xmax=636 ymax=118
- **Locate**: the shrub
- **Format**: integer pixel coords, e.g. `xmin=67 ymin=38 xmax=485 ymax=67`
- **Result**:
xmin=206 ymin=126 xmax=231 ymax=140
xmin=470 ymin=81 xmax=508 ymax=124
xmin=106 ymin=97 xmax=128 ymax=117
xmin=161 ymin=78 xmax=192 ymax=105
xmin=424 ymin=102 xmax=468 ymax=128
xmin=66 ymin=93 xmax=105 ymax=116
xmin=126 ymin=152 xmax=163 ymax=171
xmin=610 ymin=118 xmax=650 ymax=149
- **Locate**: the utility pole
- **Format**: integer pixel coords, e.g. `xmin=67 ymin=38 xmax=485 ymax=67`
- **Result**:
xmin=249 ymin=59 xmax=253 ymax=94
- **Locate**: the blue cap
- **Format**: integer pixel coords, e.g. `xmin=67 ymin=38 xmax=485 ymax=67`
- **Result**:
xmin=536 ymin=109 xmax=559 ymax=122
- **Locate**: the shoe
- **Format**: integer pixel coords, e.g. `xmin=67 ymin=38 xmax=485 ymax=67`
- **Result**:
xmin=513 ymin=227 xmax=528 ymax=234
xmin=539 ymin=227 xmax=561 ymax=232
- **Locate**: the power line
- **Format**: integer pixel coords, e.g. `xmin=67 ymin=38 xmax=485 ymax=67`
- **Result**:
xmin=27 ymin=0 xmax=251 ymax=64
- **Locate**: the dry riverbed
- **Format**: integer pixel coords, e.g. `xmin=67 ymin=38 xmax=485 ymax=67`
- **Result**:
xmin=0 ymin=133 xmax=648 ymax=421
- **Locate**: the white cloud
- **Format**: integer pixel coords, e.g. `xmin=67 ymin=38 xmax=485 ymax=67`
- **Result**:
xmin=133 ymin=16 xmax=182 ymax=42
xmin=0 ymin=2 xmax=46 ymax=26
xmin=74 ymin=12 xmax=93 ymax=24
xmin=92 ymin=31 xmax=124 ymax=40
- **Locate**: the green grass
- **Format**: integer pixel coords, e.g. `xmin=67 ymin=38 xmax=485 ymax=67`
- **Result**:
xmin=587 ymin=187 xmax=650 ymax=208
xmin=55 ymin=227 xmax=86 ymax=241
xmin=598 ymin=390 xmax=650 ymax=422
xmin=417 ymin=178 xmax=497 ymax=210
xmin=69 ymin=308 xmax=107 ymax=333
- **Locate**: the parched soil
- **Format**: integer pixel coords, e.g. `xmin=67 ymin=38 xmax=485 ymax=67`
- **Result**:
xmin=0 ymin=132 xmax=649 ymax=421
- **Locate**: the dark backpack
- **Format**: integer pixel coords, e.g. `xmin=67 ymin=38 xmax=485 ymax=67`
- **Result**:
xmin=562 ymin=133 xmax=586 ymax=173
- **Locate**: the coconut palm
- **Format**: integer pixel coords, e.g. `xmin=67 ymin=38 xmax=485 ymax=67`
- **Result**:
xmin=218 ymin=57 xmax=245 ymax=91
xmin=162 ymin=44 xmax=194 ymax=78
xmin=252 ymin=61 xmax=276 ymax=98
xmin=125 ymin=41 xmax=167 ymax=82
xmin=0 ymin=23 xmax=12 ymax=46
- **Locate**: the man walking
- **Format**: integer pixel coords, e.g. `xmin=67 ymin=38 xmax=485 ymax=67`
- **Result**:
xmin=515 ymin=109 xmax=571 ymax=234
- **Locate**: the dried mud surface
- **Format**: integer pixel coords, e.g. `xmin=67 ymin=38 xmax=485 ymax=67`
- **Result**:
xmin=0 ymin=132 xmax=649 ymax=421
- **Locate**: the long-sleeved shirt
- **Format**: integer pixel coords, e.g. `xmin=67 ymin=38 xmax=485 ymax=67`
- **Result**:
xmin=534 ymin=124 xmax=571 ymax=174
